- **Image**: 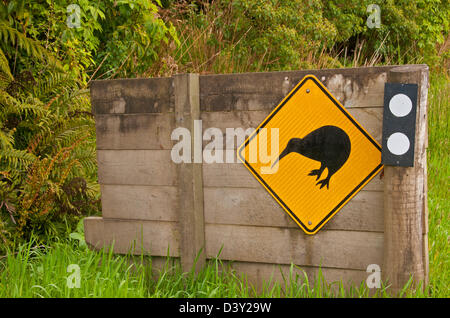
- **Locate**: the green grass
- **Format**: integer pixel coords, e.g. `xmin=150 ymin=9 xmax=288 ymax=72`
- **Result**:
xmin=426 ymin=73 xmax=450 ymax=298
xmin=0 ymin=238 xmax=425 ymax=298
xmin=0 ymin=74 xmax=448 ymax=298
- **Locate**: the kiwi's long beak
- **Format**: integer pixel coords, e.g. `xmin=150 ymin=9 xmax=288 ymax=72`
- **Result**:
xmin=271 ymin=147 xmax=290 ymax=168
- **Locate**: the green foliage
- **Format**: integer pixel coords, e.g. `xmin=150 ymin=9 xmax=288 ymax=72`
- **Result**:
xmin=168 ymin=0 xmax=339 ymax=73
xmin=0 ymin=7 xmax=100 ymax=251
xmin=0 ymin=0 xmax=179 ymax=252
xmin=0 ymin=22 xmax=60 ymax=67
xmin=0 ymin=0 xmax=178 ymax=82
xmin=216 ymin=0 xmax=337 ymax=70
xmin=68 ymin=218 xmax=87 ymax=249
xmin=0 ymin=66 xmax=99 ymax=250
xmin=427 ymin=74 xmax=450 ymax=297
xmin=323 ymin=0 xmax=449 ymax=67
xmin=94 ymin=0 xmax=179 ymax=78
xmin=0 ymin=235 xmax=444 ymax=297
xmin=165 ymin=0 xmax=448 ymax=74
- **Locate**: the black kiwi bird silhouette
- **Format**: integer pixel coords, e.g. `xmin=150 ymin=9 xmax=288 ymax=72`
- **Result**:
xmin=271 ymin=125 xmax=351 ymax=189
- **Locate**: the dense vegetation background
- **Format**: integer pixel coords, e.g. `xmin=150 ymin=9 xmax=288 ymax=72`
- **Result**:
xmin=0 ymin=0 xmax=448 ymax=297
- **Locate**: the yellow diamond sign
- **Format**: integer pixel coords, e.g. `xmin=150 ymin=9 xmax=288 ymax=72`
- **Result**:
xmin=237 ymin=75 xmax=383 ymax=235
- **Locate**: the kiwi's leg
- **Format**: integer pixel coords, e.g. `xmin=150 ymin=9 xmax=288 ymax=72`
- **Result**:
xmin=308 ymin=163 xmax=325 ymax=181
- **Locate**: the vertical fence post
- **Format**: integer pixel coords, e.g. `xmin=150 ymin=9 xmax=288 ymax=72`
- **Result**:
xmin=173 ymin=73 xmax=206 ymax=273
xmin=383 ymin=65 xmax=429 ymax=292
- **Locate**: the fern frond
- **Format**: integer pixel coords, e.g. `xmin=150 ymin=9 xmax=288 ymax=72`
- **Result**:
xmin=0 ymin=47 xmax=13 ymax=88
xmin=0 ymin=147 xmax=37 ymax=173
xmin=0 ymin=23 xmax=62 ymax=70
xmin=0 ymin=90 xmax=43 ymax=112
xmin=71 ymin=140 xmax=97 ymax=176
xmin=58 ymin=88 xmax=90 ymax=112
xmin=0 ymin=129 xmax=15 ymax=150
xmin=34 ymin=72 xmax=77 ymax=103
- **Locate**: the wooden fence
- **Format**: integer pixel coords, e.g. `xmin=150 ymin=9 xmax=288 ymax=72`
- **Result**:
xmin=84 ymin=65 xmax=429 ymax=291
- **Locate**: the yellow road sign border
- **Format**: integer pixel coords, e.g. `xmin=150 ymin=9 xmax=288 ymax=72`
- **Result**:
xmin=237 ymin=74 xmax=384 ymax=235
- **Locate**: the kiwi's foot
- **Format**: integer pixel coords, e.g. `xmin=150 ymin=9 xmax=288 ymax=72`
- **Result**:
xmin=316 ymin=178 xmax=330 ymax=189
xmin=308 ymin=169 xmax=323 ymax=181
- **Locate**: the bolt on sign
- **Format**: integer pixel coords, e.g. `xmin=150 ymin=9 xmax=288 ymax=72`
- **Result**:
xmin=237 ymin=75 xmax=383 ymax=235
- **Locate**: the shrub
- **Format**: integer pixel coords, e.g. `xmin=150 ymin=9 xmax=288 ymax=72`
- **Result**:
xmin=323 ymin=0 xmax=449 ymax=68
xmin=0 ymin=0 xmax=179 ymax=82
xmin=163 ymin=0 xmax=449 ymax=74
xmin=0 ymin=21 xmax=99 ymax=252
xmin=163 ymin=0 xmax=339 ymax=74
xmin=0 ymin=0 xmax=177 ymax=251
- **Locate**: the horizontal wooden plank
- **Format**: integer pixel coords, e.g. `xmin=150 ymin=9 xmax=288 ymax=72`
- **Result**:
xmin=147 ymin=256 xmax=181 ymax=275
xmin=88 ymin=220 xmax=383 ymax=270
xmin=98 ymin=184 xmax=382 ymax=231
xmin=203 ymin=162 xmax=259 ymax=187
xmin=90 ymin=77 xmax=173 ymax=114
xmin=205 ymin=224 xmax=383 ymax=270
xmin=93 ymin=109 xmax=382 ymax=152
xmin=96 ymin=150 xmax=383 ymax=191
xmin=223 ymin=260 xmax=369 ymax=290
xmin=200 ymin=110 xmax=268 ymax=151
xmin=85 ymin=218 xmax=381 ymax=279
xmin=200 ymin=66 xmax=395 ymax=111
xmin=200 ymin=66 xmax=394 ymax=96
xmin=200 ymin=107 xmax=383 ymax=150
xmin=204 ymin=187 xmax=383 ymax=232
xmin=84 ymin=217 xmax=180 ymax=257
xmin=100 ymin=185 xmax=178 ymax=221
xmin=97 ymin=150 xmax=177 ymax=186
xmin=95 ymin=114 xmax=175 ymax=150
xmin=103 ymin=219 xmax=179 ymax=256
xmin=84 ymin=216 xmax=104 ymax=249
xmin=349 ymin=107 xmax=383 ymax=144
xmin=93 ymin=108 xmax=382 ymax=152
xmin=203 ymin=162 xmax=383 ymax=191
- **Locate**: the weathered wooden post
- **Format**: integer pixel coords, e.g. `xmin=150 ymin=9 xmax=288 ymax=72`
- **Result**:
xmin=383 ymin=65 xmax=429 ymax=292
xmin=173 ymin=73 xmax=206 ymax=273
